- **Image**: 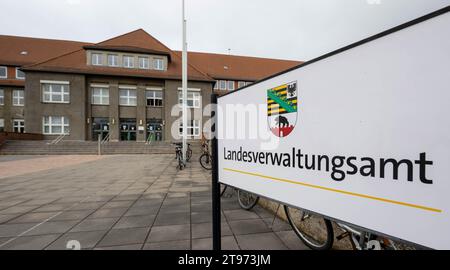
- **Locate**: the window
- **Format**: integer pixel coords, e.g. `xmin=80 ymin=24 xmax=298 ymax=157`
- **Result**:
xmin=146 ymin=90 xmax=163 ymax=107
xmin=0 ymin=119 xmax=4 ymax=132
xmin=214 ymin=80 xmax=219 ymax=90
xmin=246 ymin=82 xmax=253 ymax=86
xmin=0 ymin=89 xmax=4 ymax=105
xmin=43 ymin=116 xmax=69 ymax=135
xmin=0 ymin=66 xmax=6 ymax=79
xmin=13 ymin=119 xmax=25 ymax=133
xmin=139 ymin=57 xmax=150 ymax=69
xmin=42 ymin=83 xmax=70 ymax=103
xmin=123 ymin=55 xmax=134 ymax=68
xmin=16 ymin=68 xmax=25 ymax=80
xmin=107 ymin=54 xmax=119 ymax=67
xmin=179 ymin=120 xmax=200 ymax=137
xmin=13 ymin=90 xmax=24 ymax=106
xmin=91 ymin=53 xmax=103 ymax=66
xmin=238 ymin=81 xmax=246 ymax=88
xmin=227 ymin=81 xmax=235 ymax=91
xmin=91 ymin=87 xmax=109 ymax=105
xmin=178 ymin=91 xmax=201 ymax=108
xmin=119 ymin=89 xmax=137 ymax=106
xmin=154 ymin=58 xmax=164 ymax=70
xmin=219 ymin=80 xmax=227 ymax=90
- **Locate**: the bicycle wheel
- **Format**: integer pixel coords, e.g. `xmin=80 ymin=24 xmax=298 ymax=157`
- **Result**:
xmin=220 ymin=184 xmax=228 ymax=197
xmin=199 ymin=154 xmax=212 ymax=170
xmin=177 ymin=153 xmax=184 ymax=170
xmin=186 ymin=148 xmax=193 ymax=162
xmin=237 ymin=189 xmax=259 ymax=210
xmin=283 ymin=205 xmax=334 ymax=250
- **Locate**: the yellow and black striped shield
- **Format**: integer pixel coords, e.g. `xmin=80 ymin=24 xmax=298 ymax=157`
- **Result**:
xmin=267 ymin=81 xmax=298 ymax=137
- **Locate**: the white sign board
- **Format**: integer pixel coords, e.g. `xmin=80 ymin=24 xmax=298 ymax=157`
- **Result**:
xmin=217 ymin=10 xmax=450 ymax=249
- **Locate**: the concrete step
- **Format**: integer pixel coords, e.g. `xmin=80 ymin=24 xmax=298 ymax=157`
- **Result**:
xmin=0 ymin=140 xmax=203 ymax=155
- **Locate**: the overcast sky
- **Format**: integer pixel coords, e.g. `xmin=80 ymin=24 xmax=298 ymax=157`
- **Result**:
xmin=1 ymin=0 xmax=449 ymax=61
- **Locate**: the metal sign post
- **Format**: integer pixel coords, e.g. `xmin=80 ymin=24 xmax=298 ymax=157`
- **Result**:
xmin=181 ymin=0 xmax=188 ymax=163
xmin=211 ymin=93 xmax=221 ymax=251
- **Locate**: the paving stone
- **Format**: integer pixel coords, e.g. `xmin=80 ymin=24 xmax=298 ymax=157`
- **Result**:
xmin=224 ymin=209 xmax=260 ymax=221
xmin=24 ymin=220 xmax=79 ymax=236
xmin=101 ymin=201 xmax=135 ymax=209
xmin=70 ymin=218 xmax=118 ymax=232
xmin=147 ymin=224 xmax=190 ymax=243
xmin=113 ymin=215 xmax=156 ymax=229
xmin=97 ymin=228 xmax=150 ymax=247
xmin=275 ymin=230 xmax=310 ymax=250
xmin=8 ymin=212 xmax=60 ymax=224
xmin=88 ymin=208 xmax=128 ymax=219
xmin=51 ymin=210 xmax=94 ymax=221
xmin=192 ymin=222 xmax=233 ymax=239
xmin=143 ymin=240 xmax=190 ymax=250
xmin=228 ymin=219 xmax=272 ymax=235
xmin=95 ymin=244 xmax=142 ymax=250
xmin=0 ymin=234 xmax=61 ymax=250
xmin=46 ymin=231 xmax=108 ymax=250
xmin=124 ymin=206 xmax=160 ymax=217
xmin=236 ymin=232 xmax=288 ymax=250
xmin=0 ymin=223 xmax=39 ymax=237
xmin=192 ymin=236 xmax=239 ymax=250
xmin=154 ymin=212 xmax=190 ymax=226
xmin=263 ymin=217 xmax=293 ymax=232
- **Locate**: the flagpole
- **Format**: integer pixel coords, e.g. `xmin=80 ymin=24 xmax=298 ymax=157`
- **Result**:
xmin=182 ymin=0 xmax=188 ymax=164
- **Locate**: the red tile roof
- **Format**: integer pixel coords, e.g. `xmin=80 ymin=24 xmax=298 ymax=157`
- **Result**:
xmin=23 ymin=29 xmax=213 ymax=82
xmin=180 ymin=51 xmax=302 ymax=81
xmin=0 ymin=35 xmax=90 ymax=66
xmin=1 ymin=29 xmax=302 ymax=84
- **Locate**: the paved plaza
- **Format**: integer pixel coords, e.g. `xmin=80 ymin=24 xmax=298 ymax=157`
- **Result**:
xmin=0 ymin=155 xmax=308 ymax=250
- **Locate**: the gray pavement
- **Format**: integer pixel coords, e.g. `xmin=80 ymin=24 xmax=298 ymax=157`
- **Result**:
xmin=0 ymin=154 xmax=308 ymax=250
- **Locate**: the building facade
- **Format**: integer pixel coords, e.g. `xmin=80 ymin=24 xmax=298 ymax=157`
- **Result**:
xmin=0 ymin=29 xmax=301 ymax=142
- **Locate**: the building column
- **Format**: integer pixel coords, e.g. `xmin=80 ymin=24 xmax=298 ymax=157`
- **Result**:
xmin=136 ymin=84 xmax=146 ymax=142
xmin=109 ymin=82 xmax=120 ymax=142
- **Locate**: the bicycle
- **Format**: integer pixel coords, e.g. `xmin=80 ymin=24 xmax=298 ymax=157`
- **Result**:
xmin=172 ymin=142 xmax=192 ymax=162
xmin=199 ymin=140 xmax=212 ymax=170
xmin=173 ymin=143 xmax=185 ymax=170
xmin=219 ymin=184 xmax=260 ymax=210
xmin=283 ymin=205 xmax=398 ymax=250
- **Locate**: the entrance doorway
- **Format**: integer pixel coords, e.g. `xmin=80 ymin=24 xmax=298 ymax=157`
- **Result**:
xmin=120 ymin=119 xmax=137 ymax=141
xmin=147 ymin=119 xmax=163 ymax=142
xmin=92 ymin=118 xmax=109 ymax=141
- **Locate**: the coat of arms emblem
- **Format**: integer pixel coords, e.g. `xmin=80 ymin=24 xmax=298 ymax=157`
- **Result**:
xmin=267 ymin=82 xmax=298 ymax=138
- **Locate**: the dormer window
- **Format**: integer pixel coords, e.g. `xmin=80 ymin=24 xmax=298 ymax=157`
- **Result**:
xmin=154 ymin=58 xmax=164 ymax=70
xmin=139 ymin=57 xmax=150 ymax=70
xmin=107 ymin=54 xmax=119 ymax=67
xmin=91 ymin=53 xmax=103 ymax=66
xmin=123 ymin=55 xmax=134 ymax=68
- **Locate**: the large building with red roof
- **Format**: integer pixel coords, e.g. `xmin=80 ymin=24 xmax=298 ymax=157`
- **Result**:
xmin=0 ymin=29 xmax=301 ymax=141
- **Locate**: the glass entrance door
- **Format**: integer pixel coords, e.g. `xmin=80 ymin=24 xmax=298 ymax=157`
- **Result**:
xmin=120 ymin=119 xmax=137 ymax=141
xmin=146 ymin=119 xmax=163 ymax=142
xmin=92 ymin=118 xmax=109 ymax=141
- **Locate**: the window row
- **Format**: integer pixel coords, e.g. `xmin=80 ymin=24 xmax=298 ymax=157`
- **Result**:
xmin=214 ymin=80 xmax=252 ymax=91
xmin=43 ymin=116 xmax=70 ymax=135
xmin=0 ymin=66 xmax=25 ymax=80
xmin=0 ymin=89 xmax=24 ymax=106
xmin=179 ymin=120 xmax=201 ymax=137
xmin=0 ymin=119 xmax=26 ymax=133
xmin=91 ymin=53 xmax=165 ymax=71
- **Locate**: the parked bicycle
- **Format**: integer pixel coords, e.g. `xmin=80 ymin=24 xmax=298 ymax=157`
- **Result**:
xmin=172 ymin=142 xmax=192 ymax=163
xmin=199 ymin=140 xmax=212 ymax=170
xmin=283 ymin=205 xmax=398 ymax=250
xmin=220 ymin=184 xmax=260 ymax=210
xmin=172 ymin=143 xmax=185 ymax=170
